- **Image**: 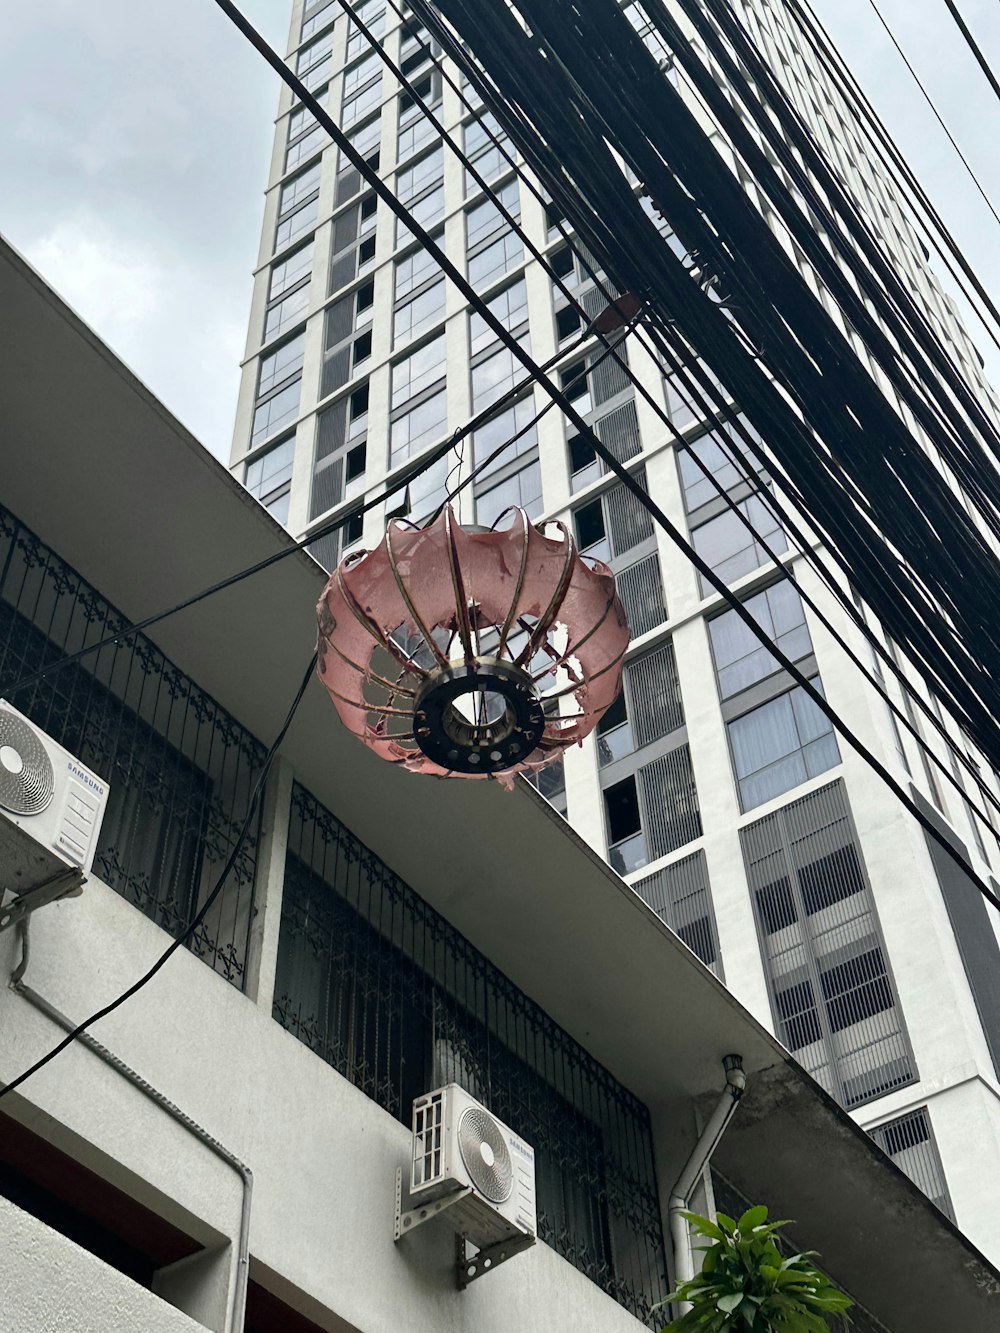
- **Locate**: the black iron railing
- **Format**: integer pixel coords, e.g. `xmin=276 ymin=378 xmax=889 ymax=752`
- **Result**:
xmin=0 ymin=504 xmax=265 ymax=988
xmin=274 ymin=782 xmax=669 ymax=1323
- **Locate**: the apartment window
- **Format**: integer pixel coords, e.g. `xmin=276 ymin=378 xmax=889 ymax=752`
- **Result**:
xmin=309 ymin=394 xmax=369 ymax=524
xmin=286 ymin=106 xmax=329 ymax=172
xmin=741 ymin=779 xmax=915 ymax=1108
xmin=270 ymin=240 xmax=314 ymax=300
xmin=466 ymin=180 xmax=520 ymax=251
xmin=251 ymin=381 xmax=300 ymax=445
xmin=728 ymin=679 xmax=839 ymax=811
xmin=275 ymin=163 xmax=321 ymax=251
xmin=393 ymin=278 xmax=446 ymax=346
xmin=297 ymin=29 xmax=334 ymax=91
xmin=469 ymin=278 xmax=528 ymax=356
xmin=390 ymin=392 xmax=447 ymax=466
xmin=258 ymin=332 xmax=305 ymax=398
xmin=342 ymin=68 xmax=382 ymax=128
xmin=471 ymin=343 xmax=531 ymax=412
xmin=397 ymin=71 xmax=442 ymax=159
xmin=264 ymin=242 xmax=313 ymax=343
xmin=264 ymin=284 xmax=309 ymax=344
xmin=346 ymin=0 xmax=386 ymax=58
xmin=709 ymin=581 xmax=813 ymax=700
xmin=279 ymin=162 xmax=321 ymax=217
xmin=475 ymin=459 xmax=542 ymax=528
xmin=869 ymin=1109 xmax=954 ymax=1219
xmin=394 ymin=238 xmax=443 ymax=302
xmin=679 ymin=422 xmax=787 ymax=596
xmin=604 ymin=746 xmax=701 ymax=875
xmin=468 ymin=231 xmax=522 ymax=289
xmin=633 ymin=850 xmax=723 ymax=976
xmin=470 ymin=396 xmax=540 ymax=527
xmin=391 ymin=331 xmax=446 ymax=409
xmin=245 ymin=436 xmax=295 ymax=525
xmin=343 ymin=50 xmax=381 ymax=98
xmin=463 ymin=111 xmax=512 ymax=194
xmin=301 ymin=0 xmax=334 ymax=42
xmin=394 ymin=145 xmax=444 ymax=242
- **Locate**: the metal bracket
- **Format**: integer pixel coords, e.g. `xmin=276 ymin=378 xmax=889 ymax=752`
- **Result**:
xmin=394 ymin=1166 xmax=473 ymax=1241
xmin=0 ymin=868 xmax=86 ymax=933
xmin=456 ymin=1231 xmax=536 ymax=1287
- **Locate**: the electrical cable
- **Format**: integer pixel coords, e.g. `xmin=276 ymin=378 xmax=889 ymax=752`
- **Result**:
xmin=941 ymin=0 xmax=1000 ymax=109
xmin=213 ymin=0 xmax=1000 ymax=912
xmin=0 ymin=647 xmax=317 ymax=1101
xmin=862 ymin=0 xmax=1000 ymax=230
xmin=390 ymin=0 xmax=1000 ymax=814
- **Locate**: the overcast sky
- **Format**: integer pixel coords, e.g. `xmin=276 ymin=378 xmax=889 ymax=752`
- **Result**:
xmin=1 ymin=1 xmax=999 ymax=462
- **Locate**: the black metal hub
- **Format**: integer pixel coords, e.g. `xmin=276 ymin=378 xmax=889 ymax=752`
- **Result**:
xmin=413 ymin=658 xmax=546 ymax=774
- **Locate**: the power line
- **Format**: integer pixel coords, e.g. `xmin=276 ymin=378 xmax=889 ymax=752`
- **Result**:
xmin=940 ymin=0 xmax=1000 ymax=110
xmin=214 ymin=0 xmax=1000 ymax=914
xmin=863 ymin=0 xmax=1000 ymax=230
xmin=0 ymin=647 xmax=318 ymax=1101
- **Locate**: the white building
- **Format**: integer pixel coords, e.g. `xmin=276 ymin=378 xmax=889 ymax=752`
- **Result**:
xmin=2 ymin=233 xmax=998 ymax=1331
xmin=227 ymin=0 xmax=1000 ymax=1271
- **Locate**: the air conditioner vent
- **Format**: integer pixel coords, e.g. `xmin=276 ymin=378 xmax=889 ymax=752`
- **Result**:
xmin=0 ymin=712 xmax=55 ymax=816
xmin=458 ymin=1105 xmax=513 ymax=1203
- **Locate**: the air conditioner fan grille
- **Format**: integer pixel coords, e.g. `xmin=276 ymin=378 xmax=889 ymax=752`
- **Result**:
xmin=458 ymin=1106 xmax=514 ymax=1203
xmin=0 ymin=713 xmax=54 ymax=816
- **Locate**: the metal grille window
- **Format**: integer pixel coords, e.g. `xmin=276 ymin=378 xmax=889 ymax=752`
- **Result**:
xmin=574 ymin=470 xmax=666 ymax=637
xmin=0 ymin=504 xmax=265 ymax=987
xmin=309 ymin=393 xmax=368 ymax=523
xmin=869 ymin=1109 xmax=954 ymax=1219
xmin=633 ymin=851 xmax=722 ymax=977
xmin=273 ymin=784 xmax=668 ymax=1323
xmin=568 ymin=400 xmax=642 ymax=492
xmin=741 ymin=779 xmax=915 ymax=1108
xmin=598 ymin=639 xmax=684 ymax=767
xmin=604 ymin=745 xmax=701 ymax=876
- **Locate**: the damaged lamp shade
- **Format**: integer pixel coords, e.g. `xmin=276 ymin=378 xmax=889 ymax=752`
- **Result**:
xmin=315 ymin=506 xmax=630 ymax=781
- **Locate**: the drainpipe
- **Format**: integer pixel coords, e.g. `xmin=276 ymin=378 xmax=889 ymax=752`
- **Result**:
xmin=9 ymin=921 xmax=252 ymax=1333
xmin=668 ymin=1054 xmax=746 ymax=1315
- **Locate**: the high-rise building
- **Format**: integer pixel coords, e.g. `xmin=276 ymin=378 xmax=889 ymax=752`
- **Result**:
xmin=230 ymin=0 xmax=1000 ymax=1261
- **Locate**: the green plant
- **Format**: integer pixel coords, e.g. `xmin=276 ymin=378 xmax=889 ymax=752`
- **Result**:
xmin=661 ymin=1206 xmax=853 ymax=1332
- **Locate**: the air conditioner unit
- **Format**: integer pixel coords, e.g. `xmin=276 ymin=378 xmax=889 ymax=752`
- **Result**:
xmin=410 ymin=1084 xmax=536 ymax=1248
xmin=0 ymin=700 xmax=109 ymax=930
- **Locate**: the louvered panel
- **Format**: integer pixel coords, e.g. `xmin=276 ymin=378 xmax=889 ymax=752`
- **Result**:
xmin=628 ymin=640 xmax=684 ymax=746
xmin=578 ymin=286 xmax=606 ymax=321
xmin=605 ymin=468 xmax=653 ymax=555
xmin=321 ymin=347 xmax=351 ymax=399
xmin=592 ymin=349 xmax=631 ymax=406
xmin=316 ymin=399 xmax=347 ymax=460
xmin=740 ymin=779 xmax=915 ymax=1109
xmin=595 ymin=400 xmax=641 ymax=464
xmin=616 ymin=554 xmax=666 ymax=637
xmin=332 ymin=206 xmax=360 ymax=254
xmin=329 ymin=251 xmax=357 ymax=297
xmin=639 ymin=745 xmax=701 ymax=859
xmin=869 ymin=1109 xmax=954 ymax=1220
xmin=634 ymin=850 xmax=721 ymax=975
xmin=305 ymin=529 xmax=341 ymax=573
xmin=335 ymin=167 xmax=361 ymax=205
xmin=324 ymin=296 xmax=354 ymax=350
xmin=310 ymin=455 xmax=344 ymax=521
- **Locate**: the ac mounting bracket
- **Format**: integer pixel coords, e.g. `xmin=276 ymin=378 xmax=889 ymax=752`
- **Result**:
xmin=456 ymin=1230 xmax=536 ymax=1287
xmin=394 ymin=1166 xmax=473 ymax=1241
xmin=0 ymin=867 xmax=86 ymax=933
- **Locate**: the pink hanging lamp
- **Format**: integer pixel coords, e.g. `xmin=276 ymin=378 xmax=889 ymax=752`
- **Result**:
xmin=315 ymin=506 xmax=630 ymax=781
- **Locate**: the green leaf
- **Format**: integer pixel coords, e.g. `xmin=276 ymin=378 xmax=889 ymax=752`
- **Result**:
xmin=715 ymin=1212 xmax=738 ymax=1235
xmin=737 ymin=1205 xmax=769 ymax=1232
xmin=717 ymin=1292 xmax=744 ymax=1313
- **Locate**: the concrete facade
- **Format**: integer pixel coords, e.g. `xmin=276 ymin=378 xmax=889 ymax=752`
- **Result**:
xmin=228 ymin=0 xmax=1000 ymax=1273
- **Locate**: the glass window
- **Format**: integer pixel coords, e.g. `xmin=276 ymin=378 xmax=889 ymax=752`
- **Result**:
xmin=287 ymin=123 xmax=327 ymax=171
xmin=468 ymin=232 xmax=522 ymax=288
xmin=346 ymin=0 xmax=385 ymax=57
xmin=469 ymin=279 xmax=528 ymax=355
xmin=278 ymin=163 xmax=321 ymax=218
xmin=391 ymin=332 xmax=446 ymax=408
xmin=301 ymin=0 xmax=334 ymax=41
xmin=394 ymin=241 xmax=442 ymax=302
xmin=394 ymin=279 xmax=446 ymax=345
xmin=270 ymin=241 xmax=314 ymax=299
xmin=691 ymin=494 xmax=787 ymax=595
xmin=297 ymin=29 xmax=334 ymax=77
xmin=275 ymin=198 xmax=318 ymax=250
xmin=709 ymin=582 xmax=812 ymax=699
xmin=338 ymin=115 xmax=381 ymax=172
xmin=343 ymin=75 xmax=382 ymax=127
xmin=466 ymin=180 xmax=520 ymax=250
xmin=343 ymin=50 xmax=381 ymax=97
xmin=678 ymin=433 xmax=747 ymax=512
xmin=245 ymin=436 xmax=295 ymax=523
xmin=264 ymin=284 xmax=310 ymax=342
xmin=259 ymin=332 xmax=305 ymax=397
xmin=471 ymin=342 xmax=529 ymax=411
xmin=251 ymin=381 xmax=301 ymax=445
xmin=397 ymin=145 xmax=443 ymax=203
xmin=475 ymin=460 xmax=543 ymax=528
xmin=472 ymin=397 xmax=538 ymax=480
xmin=728 ymin=682 xmax=840 ymax=810
xmin=390 ymin=391 xmax=447 ymax=465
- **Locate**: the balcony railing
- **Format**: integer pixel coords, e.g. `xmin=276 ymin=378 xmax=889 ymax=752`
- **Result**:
xmin=0 ymin=503 xmax=265 ymax=988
